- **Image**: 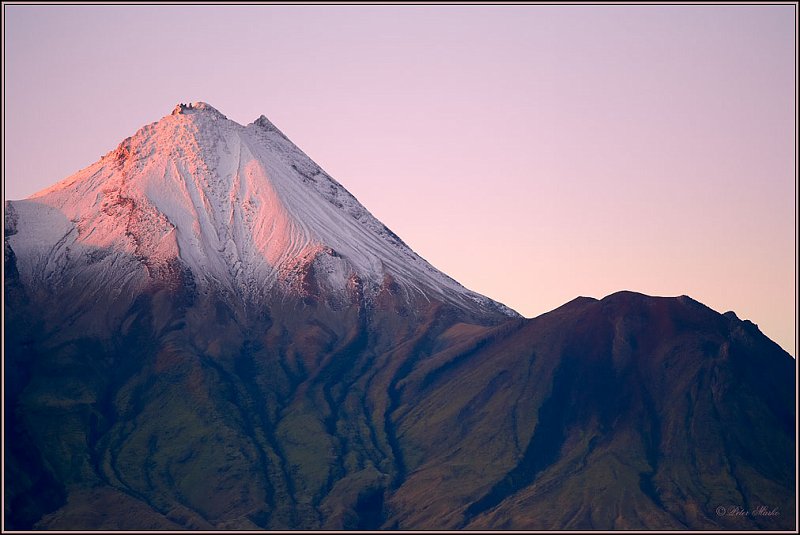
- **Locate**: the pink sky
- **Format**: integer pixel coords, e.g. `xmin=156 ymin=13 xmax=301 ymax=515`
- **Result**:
xmin=4 ymin=5 xmax=796 ymax=356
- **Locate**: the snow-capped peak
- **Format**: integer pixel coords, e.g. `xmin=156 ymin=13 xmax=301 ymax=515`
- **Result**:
xmin=6 ymin=103 xmax=518 ymax=320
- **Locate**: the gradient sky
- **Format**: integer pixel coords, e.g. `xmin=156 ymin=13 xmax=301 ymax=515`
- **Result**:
xmin=4 ymin=4 xmax=796 ymax=356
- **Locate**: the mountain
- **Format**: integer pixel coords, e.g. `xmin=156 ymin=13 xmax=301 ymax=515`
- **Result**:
xmin=5 ymin=102 xmax=514 ymax=328
xmin=4 ymin=103 xmax=795 ymax=530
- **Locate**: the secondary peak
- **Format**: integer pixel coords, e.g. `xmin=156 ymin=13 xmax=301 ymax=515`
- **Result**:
xmin=251 ymin=114 xmax=287 ymax=139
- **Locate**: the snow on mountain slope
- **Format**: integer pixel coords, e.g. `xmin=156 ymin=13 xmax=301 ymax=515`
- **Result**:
xmin=6 ymin=102 xmax=517 ymax=319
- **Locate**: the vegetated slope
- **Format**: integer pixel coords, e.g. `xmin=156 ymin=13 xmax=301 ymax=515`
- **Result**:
xmin=6 ymin=282 xmax=794 ymax=529
xmin=4 ymin=250 xmax=500 ymax=529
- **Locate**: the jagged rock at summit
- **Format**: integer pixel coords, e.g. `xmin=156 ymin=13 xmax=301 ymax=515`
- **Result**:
xmin=4 ymin=103 xmax=795 ymax=530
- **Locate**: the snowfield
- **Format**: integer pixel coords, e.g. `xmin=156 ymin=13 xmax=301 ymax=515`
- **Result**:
xmin=6 ymin=102 xmax=518 ymax=319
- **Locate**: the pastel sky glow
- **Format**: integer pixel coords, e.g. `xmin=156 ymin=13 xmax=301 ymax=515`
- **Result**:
xmin=4 ymin=5 xmax=796 ymax=356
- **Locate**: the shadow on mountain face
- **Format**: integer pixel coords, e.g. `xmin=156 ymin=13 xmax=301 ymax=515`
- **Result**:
xmin=386 ymin=293 xmax=795 ymax=530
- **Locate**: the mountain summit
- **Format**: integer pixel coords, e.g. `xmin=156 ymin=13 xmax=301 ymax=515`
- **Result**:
xmin=7 ymin=102 xmax=515 ymax=325
xmin=4 ymin=103 xmax=794 ymax=531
